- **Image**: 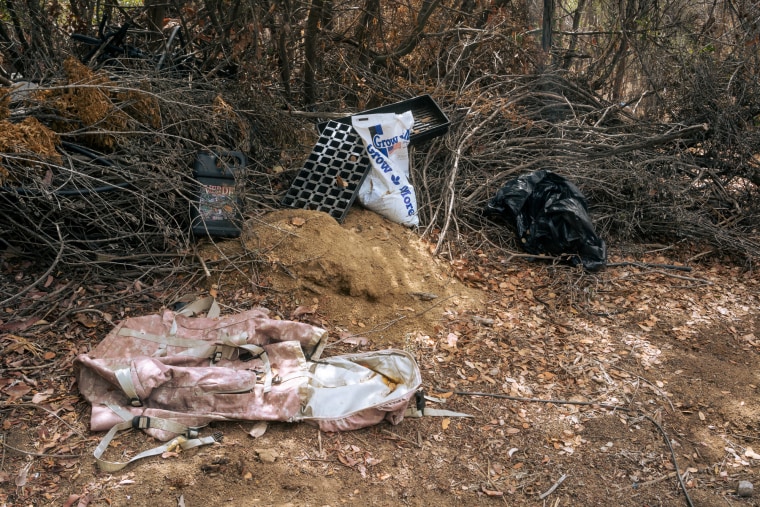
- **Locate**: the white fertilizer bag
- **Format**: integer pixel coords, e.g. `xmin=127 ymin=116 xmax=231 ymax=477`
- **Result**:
xmin=352 ymin=111 xmax=419 ymax=227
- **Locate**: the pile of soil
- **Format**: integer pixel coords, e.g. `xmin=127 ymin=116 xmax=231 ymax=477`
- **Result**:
xmin=209 ymin=207 xmax=483 ymax=347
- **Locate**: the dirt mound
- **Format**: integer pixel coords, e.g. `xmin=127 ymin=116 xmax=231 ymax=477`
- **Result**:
xmin=241 ymin=207 xmax=482 ymax=347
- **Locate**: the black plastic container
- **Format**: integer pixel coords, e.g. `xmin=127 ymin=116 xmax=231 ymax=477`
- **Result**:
xmin=316 ymin=94 xmax=450 ymax=145
xmin=190 ymin=151 xmax=247 ymax=238
xmin=281 ymin=121 xmax=370 ymax=223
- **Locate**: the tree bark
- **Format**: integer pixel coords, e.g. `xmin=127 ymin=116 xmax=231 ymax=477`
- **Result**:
xmin=541 ymin=0 xmax=554 ymax=52
xmin=145 ymin=0 xmax=166 ymax=33
xmin=304 ymin=0 xmax=324 ymax=105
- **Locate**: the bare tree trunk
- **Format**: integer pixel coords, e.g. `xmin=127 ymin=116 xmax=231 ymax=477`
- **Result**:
xmin=321 ymin=0 xmax=333 ymax=30
xmin=356 ymin=0 xmax=380 ymax=67
xmin=275 ymin=0 xmax=293 ymax=100
xmin=145 ymin=0 xmax=166 ymax=33
xmin=0 ymin=6 xmax=26 ymax=76
xmin=561 ymin=0 xmax=587 ymax=70
xmin=541 ymin=0 xmax=554 ymax=52
xmin=304 ymin=0 xmax=324 ymax=105
xmin=373 ymin=0 xmax=443 ymax=64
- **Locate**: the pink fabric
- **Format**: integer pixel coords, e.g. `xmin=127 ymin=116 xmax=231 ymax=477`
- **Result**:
xmin=75 ymin=307 xmax=420 ymax=440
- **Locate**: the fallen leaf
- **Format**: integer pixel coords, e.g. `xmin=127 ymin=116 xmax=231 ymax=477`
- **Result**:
xmin=745 ymin=447 xmax=760 ymax=460
xmin=291 ymin=305 xmax=316 ymax=318
xmin=442 ymin=418 xmax=451 ymax=430
xmin=342 ymin=336 xmax=369 ymax=347
xmin=338 ymin=453 xmax=357 ymax=466
xmin=31 ymin=391 xmax=51 ymax=404
xmin=481 ymin=486 xmax=503 ymax=496
xmin=4 ymin=383 xmax=31 ymax=402
xmin=248 ymin=421 xmax=268 ymax=438
xmin=15 ymin=463 xmax=30 ymax=487
xmin=74 ymin=313 xmax=98 ymax=328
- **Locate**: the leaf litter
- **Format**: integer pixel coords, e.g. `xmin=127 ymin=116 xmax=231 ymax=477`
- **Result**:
xmin=1 ymin=208 xmax=759 ymax=506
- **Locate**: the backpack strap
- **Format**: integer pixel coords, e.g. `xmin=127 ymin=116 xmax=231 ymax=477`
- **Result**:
xmin=175 ymin=296 xmax=220 ymax=318
xmin=113 ymin=366 xmax=142 ymax=407
xmin=404 ymin=406 xmax=474 ymax=418
xmin=93 ymin=404 xmax=221 ymax=472
xmin=115 ymin=328 xmax=275 ymax=405
xmin=404 ymin=391 xmax=473 ymax=418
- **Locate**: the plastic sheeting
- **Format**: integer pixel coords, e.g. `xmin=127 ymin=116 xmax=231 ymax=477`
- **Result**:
xmin=485 ymin=170 xmax=607 ymax=271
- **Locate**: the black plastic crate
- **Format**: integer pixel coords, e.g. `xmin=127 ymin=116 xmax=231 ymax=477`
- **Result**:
xmin=317 ymin=94 xmax=449 ymax=145
xmin=281 ymin=121 xmax=370 ymax=223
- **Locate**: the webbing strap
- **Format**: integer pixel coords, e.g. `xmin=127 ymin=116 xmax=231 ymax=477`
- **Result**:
xmin=113 ymin=367 xmax=141 ymax=406
xmin=117 ymin=327 xmax=209 ymax=348
xmin=117 ymin=328 xmax=273 ymax=392
xmin=404 ymin=407 xmax=474 ymax=418
xmin=94 ymin=405 xmax=218 ymax=472
xmin=175 ymin=296 xmax=220 ymax=318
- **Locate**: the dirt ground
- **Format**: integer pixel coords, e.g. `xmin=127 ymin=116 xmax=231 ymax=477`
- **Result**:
xmin=1 ymin=207 xmax=759 ymax=507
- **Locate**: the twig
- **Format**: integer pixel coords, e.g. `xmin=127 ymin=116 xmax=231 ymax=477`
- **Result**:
xmin=0 ymin=402 xmax=88 ymax=437
xmin=538 ymin=473 xmax=567 ymax=500
xmin=0 ymin=364 xmax=55 ymax=371
xmin=587 ymin=123 xmax=708 ymax=159
xmin=0 ymin=224 xmax=64 ymax=307
xmin=614 ymin=366 xmax=675 ymax=413
xmin=0 ymin=433 xmax=5 ymax=471
xmin=445 ymin=389 xmax=695 ymax=507
xmin=621 ymin=269 xmax=713 ymax=285
xmin=195 ymin=246 xmax=212 ymax=278
xmin=0 ymin=439 xmax=80 ymax=459
xmin=607 ymin=261 xmax=691 ymax=272
xmin=72 ymin=307 xmax=115 ymax=324
xmin=326 ymin=295 xmax=455 ymax=347
xmin=632 ymin=471 xmax=677 ymax=488
xmin=381 ymin=429 xmax=422 ymax=448
xmin=285 ymin=110 xmax=346 ymax=119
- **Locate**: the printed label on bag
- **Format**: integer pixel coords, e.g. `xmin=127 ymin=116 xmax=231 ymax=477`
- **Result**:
xmin=352 ymin=112 xmax=419 ymax=227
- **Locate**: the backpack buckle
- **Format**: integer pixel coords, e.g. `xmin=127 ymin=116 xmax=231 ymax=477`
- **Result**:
xmin=132 ymin=416 xmax=151 ymax=430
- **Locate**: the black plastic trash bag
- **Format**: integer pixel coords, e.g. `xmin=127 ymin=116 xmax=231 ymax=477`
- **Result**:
xmin=485 ymin=170 xmax=607 ymax=271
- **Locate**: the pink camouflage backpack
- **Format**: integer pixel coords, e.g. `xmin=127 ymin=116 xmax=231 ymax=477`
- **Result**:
xmin=75 ymin=298 xmax=424 ymax=471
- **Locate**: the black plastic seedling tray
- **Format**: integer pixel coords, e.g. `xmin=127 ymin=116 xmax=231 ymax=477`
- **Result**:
xmin=281 ymin=121 xmax=370 ymax=223
xmin=317 ymin=94 xmax=450 ymax=145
